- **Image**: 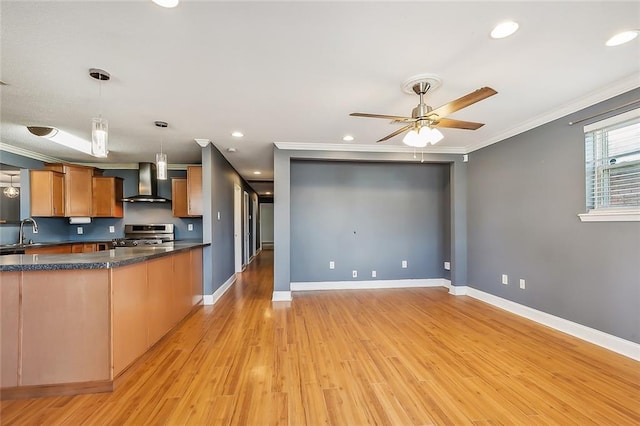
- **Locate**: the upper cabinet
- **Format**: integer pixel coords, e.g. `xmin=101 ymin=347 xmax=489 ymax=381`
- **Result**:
xmin=30 ymin=170 xmax=65 ymax=217
xmin=45 ymin=163 xmax=94 ymax=217
xmin=187 ymin=166 xmax=203 ymax=216
xmin=172 ymin=166 xmax=202 ymax=217
xmin=30 ymin=164 xmax=123 ymax=218
xmin=92 ymin=176 xmax=124 ymax=218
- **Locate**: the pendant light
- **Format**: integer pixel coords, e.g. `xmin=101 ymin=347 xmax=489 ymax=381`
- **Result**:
xmin=89 ymin=68 xmax=110 ymax=158
xmin=3 ymin=174 xmax=20 ymax=199
xmin=154 ymin=121 xmax=168 ymax=180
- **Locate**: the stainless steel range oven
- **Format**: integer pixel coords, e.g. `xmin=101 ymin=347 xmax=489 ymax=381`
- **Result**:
xmin=112 ymin=224 xmax=175 ymax=248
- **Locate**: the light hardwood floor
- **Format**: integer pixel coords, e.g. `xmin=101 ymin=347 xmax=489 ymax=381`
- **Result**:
xmin=1 ymin=250 xmax=639 ymax=425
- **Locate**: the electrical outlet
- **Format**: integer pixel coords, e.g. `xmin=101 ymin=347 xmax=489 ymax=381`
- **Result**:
xmin=371 ymin=270 xmax=376 ymax=278
xmin=109 ymin=226 xmax=115 ymax=233
xmin=77 ymin=226 xmax=83 ymax=235
xmin=402 ymin=260 xmax=408 ymax=269
xmin=352 ymin=270 xmax=357 ymax=278
xmin=502 ymin=274 xmax=508 ymax=285
xmin=444 ymin=261 xmax=451 ymax=270
xmin=188 ymin=224 xmax=194 ymax=231
xmin=329 ymin=261 xmax=335 ymax=269
xmin=519 ymin=279 xmax=526 ymax=289
xmin=33 ymin=227 xmax=38 ymax=234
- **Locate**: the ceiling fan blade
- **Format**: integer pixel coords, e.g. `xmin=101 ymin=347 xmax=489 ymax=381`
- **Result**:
xmin=427 ymin=87 xmax=497 ymax=119
xmin=433 ymin=118 xmax=485 ymax=130
xmin=350 ymin=112 xmax=415 ymax=122
xmin=377 ymin=124 xmax=413 ymax=143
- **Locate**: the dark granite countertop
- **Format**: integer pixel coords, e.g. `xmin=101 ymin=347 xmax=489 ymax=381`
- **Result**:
xmin=0 ymin=242 xmax=208 ymax=272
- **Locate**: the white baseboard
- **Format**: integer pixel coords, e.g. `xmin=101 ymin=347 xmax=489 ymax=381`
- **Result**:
xmin=203 ymin=274 xmax=237 ymax=306
xmin=272 ymin=291 xmax=292 ymax=301
xmin=452 ymin=286 xmax=640 ymax=361
xmin=290 ymin=278 xmax=447 ymax=291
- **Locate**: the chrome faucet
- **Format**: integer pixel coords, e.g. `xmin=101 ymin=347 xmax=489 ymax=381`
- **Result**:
xmin=19 ymin=217 xmax=39 ymax=245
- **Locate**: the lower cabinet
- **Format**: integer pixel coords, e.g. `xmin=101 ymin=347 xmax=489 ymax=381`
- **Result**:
xmin=1 ymin=273 xmax=20 ymax=388
xmin=112 ymin=248 xmax=203 ymax=376
xmin=0 ymin=247 xmax=204 ymax=397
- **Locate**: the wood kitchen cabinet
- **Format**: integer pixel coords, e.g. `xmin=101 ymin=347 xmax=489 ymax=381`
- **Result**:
xmin=171 ymin=178 xmax=190 ymax=217
xmin=92 ymin=176 xmax=124 ymax=218
xmin=30 ymin=170 xmax=65 ymax=217
xmin=24 ymin=245 xmax=72 ymax=255
xmin=171 ymin=166 xmax=203 ymax=217
xmin=187 ymin=166 xmax=203 ymax=216
xmin=45 ymin=163 xmax=95 ymax=217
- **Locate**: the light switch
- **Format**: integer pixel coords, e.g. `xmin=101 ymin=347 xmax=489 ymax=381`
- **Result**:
xmin=188 ymin=224 xmax=194 ymax=231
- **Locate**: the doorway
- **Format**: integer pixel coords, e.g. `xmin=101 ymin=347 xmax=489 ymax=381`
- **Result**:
xmin=234 ymin=184 xmax=242 ymax=273
xmin=243 ymin=191 xmax=250 ymax=267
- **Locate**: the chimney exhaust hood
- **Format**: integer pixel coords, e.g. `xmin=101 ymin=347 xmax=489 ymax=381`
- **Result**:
xmin=122 ymin=162 xmax=171 ymax=203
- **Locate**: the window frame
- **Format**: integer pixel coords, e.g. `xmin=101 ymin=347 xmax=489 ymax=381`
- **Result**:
xmin=579 ymin=108 xmax=640 ymax=222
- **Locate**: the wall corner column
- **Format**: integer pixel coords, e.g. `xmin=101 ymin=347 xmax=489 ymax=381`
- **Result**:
xmin=450 ymin=160 xmax=468 ymax=288
xmin=273 ymin=147 xmax=292 ymax=299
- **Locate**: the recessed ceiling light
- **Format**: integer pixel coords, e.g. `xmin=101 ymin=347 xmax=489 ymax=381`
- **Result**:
xmin=152 ymin=0 xmax=179 ymax=8
xmin=491 ymin=21 xmax=519 ymax=39
xmin=227 ymin=147 xmax=237 ymax=153
xmin=606 ymin=30 xmax=639 ymax=46
xmin=253 ymin=171 xmax=261 ymax=175
xmin=343 ymin=135 xmax=354 ymax=142
xmin=265 ymin=192 xmax=271 ymax=195
xmin=232 ymin=131 xmax=244 ymax=138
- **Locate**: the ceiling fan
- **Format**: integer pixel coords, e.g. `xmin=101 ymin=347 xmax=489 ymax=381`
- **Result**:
xmin=350 ymin=74 xmax=497 ymax=147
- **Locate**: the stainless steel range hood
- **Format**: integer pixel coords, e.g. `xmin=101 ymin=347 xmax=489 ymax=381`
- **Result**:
xmin=122 ymin=162 xmax=171 ymax=203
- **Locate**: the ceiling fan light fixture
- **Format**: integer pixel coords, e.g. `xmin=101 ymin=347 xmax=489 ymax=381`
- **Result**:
xmin=420 ymin=126 xmax=444 ymax=145
xmin=491 ymin=21 xmax=519 ymax=39
xmin=606 ymin=30 xmax=639 ymax=46
xmin=403 ymin=129 xmax=427 ymax=148
xmin=152 ymin=0 xmax=179 ymax=8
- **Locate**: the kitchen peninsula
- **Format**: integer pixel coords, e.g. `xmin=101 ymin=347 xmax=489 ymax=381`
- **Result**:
xmin=0 ymin=242 xmax=206 ymax=399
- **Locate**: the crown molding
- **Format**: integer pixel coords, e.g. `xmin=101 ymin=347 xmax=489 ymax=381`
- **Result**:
xmin=464 ymin=74 xmax=640 ymax=154
xmin=0 ymin=144 xmax=197 ymax=170
xmin=274 ymin=141 xmax=467 ymax=155
xmin=0 ymin=142 xmax=64 ymax=163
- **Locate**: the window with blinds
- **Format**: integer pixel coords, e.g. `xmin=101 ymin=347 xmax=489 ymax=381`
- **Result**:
xmin=584 ymin=109 xmax=640 ymax=214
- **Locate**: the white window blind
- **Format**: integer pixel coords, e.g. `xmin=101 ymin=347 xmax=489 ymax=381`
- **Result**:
xmin=584 ymin=109 xmax=640 ymax=212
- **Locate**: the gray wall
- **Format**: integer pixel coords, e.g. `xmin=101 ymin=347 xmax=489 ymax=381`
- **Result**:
xmin=260 ymin=203 xmax=274 ymax=243
xmin=290 ymin=160 xmax=448 ymax=282
xmin=201 ymin=143 xmax=258 ymax=295
xmin=274 ymin=148 xmax=466 ymax=292
xmin=467 ymin=88 xmax=640 ymax=343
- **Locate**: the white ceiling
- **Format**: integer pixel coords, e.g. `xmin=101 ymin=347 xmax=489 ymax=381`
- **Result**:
xmin=1 ymin=1 xmax=639 ymax=194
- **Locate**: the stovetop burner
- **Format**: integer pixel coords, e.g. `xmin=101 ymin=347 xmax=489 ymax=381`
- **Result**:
xmin=112 ymin=223 xmax=175 ymax=248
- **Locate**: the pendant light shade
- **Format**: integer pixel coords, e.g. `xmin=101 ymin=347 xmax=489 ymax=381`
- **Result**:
xmin=3 ymin=175 xmax=20 ymax=198
xmin=156 ymin=152 xmax=168 ymax=180
xmin=89 ymin=68 xmax=110 ymax=158
xmin=92 ymin=116 xmax=108 ymax=157
xmin=155 ymin=121 xmax=169 ymax=180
